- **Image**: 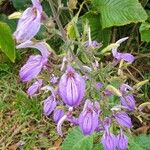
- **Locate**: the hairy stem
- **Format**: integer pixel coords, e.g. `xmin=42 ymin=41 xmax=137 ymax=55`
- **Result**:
xmin=48 ymin=0 xmax=67 ymax=42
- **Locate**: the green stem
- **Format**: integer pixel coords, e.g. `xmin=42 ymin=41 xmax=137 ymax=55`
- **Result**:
xmin=48 ymin=0 xmax=67 ymax=42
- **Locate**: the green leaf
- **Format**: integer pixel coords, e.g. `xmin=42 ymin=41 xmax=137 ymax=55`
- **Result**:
xmin=82 ymin=12 xmax=111 ymax=46
xmin=91 ymin=0 xmax=148 ymax=28
xmin=61 ymin=127 xmax=93 ymax=150
xmin=12 ymin=0 xmax=31 ymax=10
xmin=129 ymin=134 xmax=150 ymax=150
xmin=140 ymin=22 xmax=150 ymax=42
xmin=0 ymin=22 xmax=16 ymax=62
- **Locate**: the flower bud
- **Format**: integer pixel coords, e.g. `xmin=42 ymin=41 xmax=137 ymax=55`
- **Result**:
xmin=120 ymin=84 xmax=135 ymax=111
xmin=59 ymin=65 xmax=85 ymax=106
xmin=115 ymin=112 xmax=132 ymax=128
xmin=53 ymin=108 xmax=65 ymax=124
xmin=117 ymin=130 xmax=128 ymax=150
xmin=43 ymin=96 xmax=56 ymax=116
xmin=101 ymin=128 xmax=116 ymax=150
xmin=27 ymin=79 xmax=43 ymax=96
xmin=120 ymin=95 xmax=135 ymax=111
xmin=19 ymin=55 xmax=47 ymax=82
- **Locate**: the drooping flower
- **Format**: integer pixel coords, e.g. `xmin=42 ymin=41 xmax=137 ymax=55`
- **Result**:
xmin=43 ymin=96 xmax=57 ymax=116
xmin=120 ymin=95 xmax=135 ymax=111
xmin=14 ymin=0 xmax=43 ymax=43
xmin=16 ymin=41 xmax=50 ymax=58
xmin=120 ymin=84 xmax=135 ymax=111
xmin=59 ymin=65 xmax=85 ymax=106
xmin=115 ymin=112 xmax=132 ymax=128
xmin=78 ymin=100 xmax=99 ymax=135
xmin=27 ymin=79 xmax=43 ymax=96
xmin=19 ymin=55 xmax=47 ymax=82
xmin=117 ymin=130 xmax=128 ymax=150
xmin=112 ymin=37 xmax=135 ymax=63
xmin=19 ymin=41 xmax=50 ymax=82
xmin=101 ymin=128 xmax=116 ymax=150
xmin=53 ymin=108 xmax=65 ymax=124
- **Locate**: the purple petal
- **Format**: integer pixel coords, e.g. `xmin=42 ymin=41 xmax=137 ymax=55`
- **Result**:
xmin=31 ymin=0 xmax=42 ymax=13
xmin=19 ymin=55 xmax=47 ymax=82
xmin=115 ymin=112 xmax=132 ymax=128
xmin=101 ymin=129 xmax=116 ymax=150
xmin=27 ymin=79 xmax=43 ymax=96
xmin=17 ymin=41 xmax=50 ymax=58
xmin=120 ymin=95 xmax=135 ymax=111
xmin=43 ymin=96 xmax=57 ymax=116
xmin=120 ymin=53 xmax=135 ymax=63
xmin=59 ymin=65 xmax=85 ymax=106
xmin=117 ymin=131 xmax=128 ymax=150
xmin=14 ymin=5 xmax=42 ymax=43
xmin=53 ymin=108 xmax=65 ymax=124
xmin=120 ymin=84 xmax=133 ymax=93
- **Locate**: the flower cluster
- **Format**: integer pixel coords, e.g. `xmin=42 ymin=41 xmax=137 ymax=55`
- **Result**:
xmin=14 ymin=1 xmax=137 ymax=150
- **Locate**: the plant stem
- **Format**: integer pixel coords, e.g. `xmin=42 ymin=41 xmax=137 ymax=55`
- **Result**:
xmin=48 ymin=0 xmax=67 ymax=42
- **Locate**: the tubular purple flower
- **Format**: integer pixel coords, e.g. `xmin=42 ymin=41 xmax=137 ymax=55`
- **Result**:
xmin=19 ymin=55 xmax=47 ymax=82
xmin=16 ymin=41 xmax=50 ymax=59
xmin=27 ymin=79 xmax=43 ymax=96
xmin=14 ymin=0 xmax=42 ymax=43
xmin=120 ymin=84 xmax=135 ymax=111
xmin=117 ymin=130 xmax=128 ymax=150
xmin=101 ymin=128 xmax=116 ymax=150
xmin=53 ymin=108 xmax=65 ymax=124
xmin=120 ymin=95 xmax=135 ymax=111
xmin=43 ymin=96 xmax=57 ymax=116
xmin=112 ymin=37 xmax=135 ymax=63
xmin=79 ymin=100 xmax=99 ymax=135
xmin=59 ymin=65 xmax=85 ymax=107
xmin=115 ymin=112 xmax=132 ymax=128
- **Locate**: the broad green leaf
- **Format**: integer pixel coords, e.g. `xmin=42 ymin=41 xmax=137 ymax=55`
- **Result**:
xmin=82 ymin=12 xmax=111 ymax=46
xmin=129 ymin=134 xmax=150 ymax=150
xmin=61 ymin=127 xmax=93 ymax=150
xmin=0 ymin=14 xmax=17 ymax=32
xmin=0 ymin=22 xmax=16 ymax=62
xmin=140 ymin=22 xmax=150 ymax=42
xmin=91 ymin=0 xmax=148 ymax=28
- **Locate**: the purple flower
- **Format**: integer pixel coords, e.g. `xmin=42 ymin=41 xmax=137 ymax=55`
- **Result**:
xmin=43 ymin=96 xmax=57 ymax=116
xmin=59 ymin=65 xmax=85 ymax=106
xmin=101 ymin=128 xmax=116 ymax=150
xmin=16 ymin=41 xmax=50 ymax=58
xmin=85 ymin=40 xmax=99 ymax=48
xmin=18 ymin=41 xmax=50 ymax=82
xmin=120 ymin=84 xmax=135 ymax=111
xmin=19 ymin=55 xmax=47 ymax=82
xmin=85 ymin=27 xmax=100 ymax=48
xmin=50 ymin=75 xmax=59 ymax=84
xmin=78 ymin=100 xmax=99 ymax=135
xmin=112 ymin=37 xmax=135 ymax=63
xmin=14 ymin=0 xmax=42 ymax=43
xmin=115 ymin=112 xmax=132 ymax=128
xmin=120 ymin=95 xmax=135 ymax=111
xmin=27 ymin=79 xmax=43 ymax=96
xmin=53 ymin=108 xmax=65 ymax=124
xmin=95 ymin=82 xmax=103 ymax=90
xmin=117 ymin=130 xmax=128 ymax=150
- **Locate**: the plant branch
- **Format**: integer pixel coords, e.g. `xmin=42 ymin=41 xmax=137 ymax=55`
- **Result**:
xmin=48 ymin=0 xmax=67 ymax=42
